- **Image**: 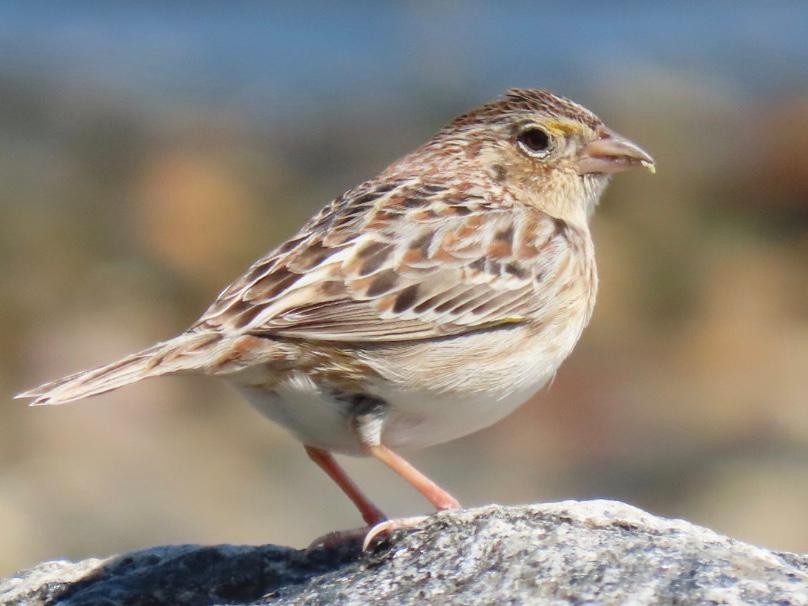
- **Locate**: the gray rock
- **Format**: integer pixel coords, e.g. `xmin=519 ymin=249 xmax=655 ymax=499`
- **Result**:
xmin=1 ymin=500 xmax=806 ymax=605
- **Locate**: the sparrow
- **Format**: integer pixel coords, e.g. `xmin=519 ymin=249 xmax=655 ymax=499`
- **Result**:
xmin=17 ymin=89 xmax=654 ymax=548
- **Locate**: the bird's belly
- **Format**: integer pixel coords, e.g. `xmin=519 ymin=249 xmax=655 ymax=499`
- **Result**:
xmin=237 ymin=373 xmax=549 ymax=457
xmin=237 ymin=374 xmax=365 ymax=455
xmin=374 ymin=376 xmax=551 ymax=450
xmin=363 ymin=325 xmax=572 ymax=450
xmin=235 ymin=324 xmax=581 ymax=456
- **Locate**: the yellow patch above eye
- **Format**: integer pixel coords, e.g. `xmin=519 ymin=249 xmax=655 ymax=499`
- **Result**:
xmin=543 ymin=120 xmax=582 ymax=137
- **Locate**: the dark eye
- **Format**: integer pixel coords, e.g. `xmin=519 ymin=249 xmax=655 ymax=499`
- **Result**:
xmin=517 ymin=127 xmax=552 ymax=157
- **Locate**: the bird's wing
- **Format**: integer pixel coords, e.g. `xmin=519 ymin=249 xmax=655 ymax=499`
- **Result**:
xmin=196 ymin=179 xmax=584 ymax=342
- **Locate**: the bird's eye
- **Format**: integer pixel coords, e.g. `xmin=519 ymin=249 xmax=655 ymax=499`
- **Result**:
xmin=516 ymin=127 xmax=552 ymax=157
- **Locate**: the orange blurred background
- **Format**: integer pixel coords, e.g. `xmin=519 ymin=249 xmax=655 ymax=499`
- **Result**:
xmin=2 ymin=2 xmax=807 ymax=575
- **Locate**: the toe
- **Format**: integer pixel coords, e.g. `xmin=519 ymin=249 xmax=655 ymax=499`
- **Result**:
xmin=362 ymin=515 xmax=429 ymax=551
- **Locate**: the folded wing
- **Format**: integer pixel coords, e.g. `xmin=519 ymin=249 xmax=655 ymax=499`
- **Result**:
xmin=197 ymin=180 xmax=581 ymax=343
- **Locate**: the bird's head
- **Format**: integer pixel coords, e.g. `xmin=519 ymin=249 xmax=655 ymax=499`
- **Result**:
xmin=422 ymin=88 xmax=655 ymax=222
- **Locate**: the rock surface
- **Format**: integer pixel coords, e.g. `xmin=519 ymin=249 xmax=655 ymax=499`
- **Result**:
xmin=1 ymin=500 xmax=806 ymax=605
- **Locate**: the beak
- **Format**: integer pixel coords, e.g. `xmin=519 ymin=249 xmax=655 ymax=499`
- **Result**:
xmin=576 ymin=129 xmax=655 ymax=175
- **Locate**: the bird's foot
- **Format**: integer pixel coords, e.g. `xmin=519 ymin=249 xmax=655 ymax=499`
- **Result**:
xmin=362 ymin=515 xmax=429 ymax=551
xmin=307 ymin=515 xmax=432 ymax=552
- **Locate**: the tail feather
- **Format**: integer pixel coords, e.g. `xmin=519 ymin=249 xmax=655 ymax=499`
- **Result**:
xmin=16 ymin=332 xmax=224 ymax=406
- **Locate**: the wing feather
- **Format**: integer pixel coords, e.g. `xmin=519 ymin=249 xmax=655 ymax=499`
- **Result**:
xmin=196 ymin=179 xmax=582 ymax=343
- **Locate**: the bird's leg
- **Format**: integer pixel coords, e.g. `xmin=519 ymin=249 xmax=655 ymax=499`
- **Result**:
xmin=360 ymin=444 xmax=462 ymax=549
xmin=351 ymin=401 xmax=461 ymax=549
xmin=366 ymin=444 xmax=460 ymax=511
xmin=304 ymin=445 xmax=386 ymax=525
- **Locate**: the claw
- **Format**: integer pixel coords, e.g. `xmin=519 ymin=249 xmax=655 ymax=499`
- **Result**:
xmin=362 ymin=515 xmax=429 ymax=551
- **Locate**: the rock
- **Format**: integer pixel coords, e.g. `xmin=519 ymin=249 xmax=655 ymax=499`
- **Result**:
xmin=1 ymin=500 xmax=806 ymax=605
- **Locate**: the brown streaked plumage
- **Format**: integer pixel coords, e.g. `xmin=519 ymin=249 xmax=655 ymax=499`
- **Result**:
xmin=16 ymin=88 xmax=654 ymax=547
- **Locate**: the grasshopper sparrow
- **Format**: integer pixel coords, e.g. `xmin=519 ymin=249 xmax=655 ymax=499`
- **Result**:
xmin=18 ymin=89 xmax=654 ymax=546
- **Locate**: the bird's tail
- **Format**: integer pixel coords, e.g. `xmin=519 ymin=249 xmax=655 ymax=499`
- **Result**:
xmin=15 ymin=331 xmax=227 ymax=406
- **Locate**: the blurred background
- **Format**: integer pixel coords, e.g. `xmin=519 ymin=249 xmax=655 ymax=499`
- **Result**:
xmin=2 ymin=2 xmax=807 ymax=574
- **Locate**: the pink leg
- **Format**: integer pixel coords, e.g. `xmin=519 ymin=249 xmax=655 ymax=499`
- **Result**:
xmin=367 ymin=444 xmax=460 ymax=511
xmin=359 ymin=444 xmax=461 ymax=550
xmin=305 ymin=445 xmax=386 ymax=525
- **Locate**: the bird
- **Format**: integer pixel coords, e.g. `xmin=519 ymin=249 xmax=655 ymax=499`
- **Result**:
xmin=17 ymin=88 xmax=654 ymax=548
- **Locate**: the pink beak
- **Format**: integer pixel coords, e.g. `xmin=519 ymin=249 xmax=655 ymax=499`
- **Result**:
xmin=576 ymin=129 xmax=655 ymax=175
